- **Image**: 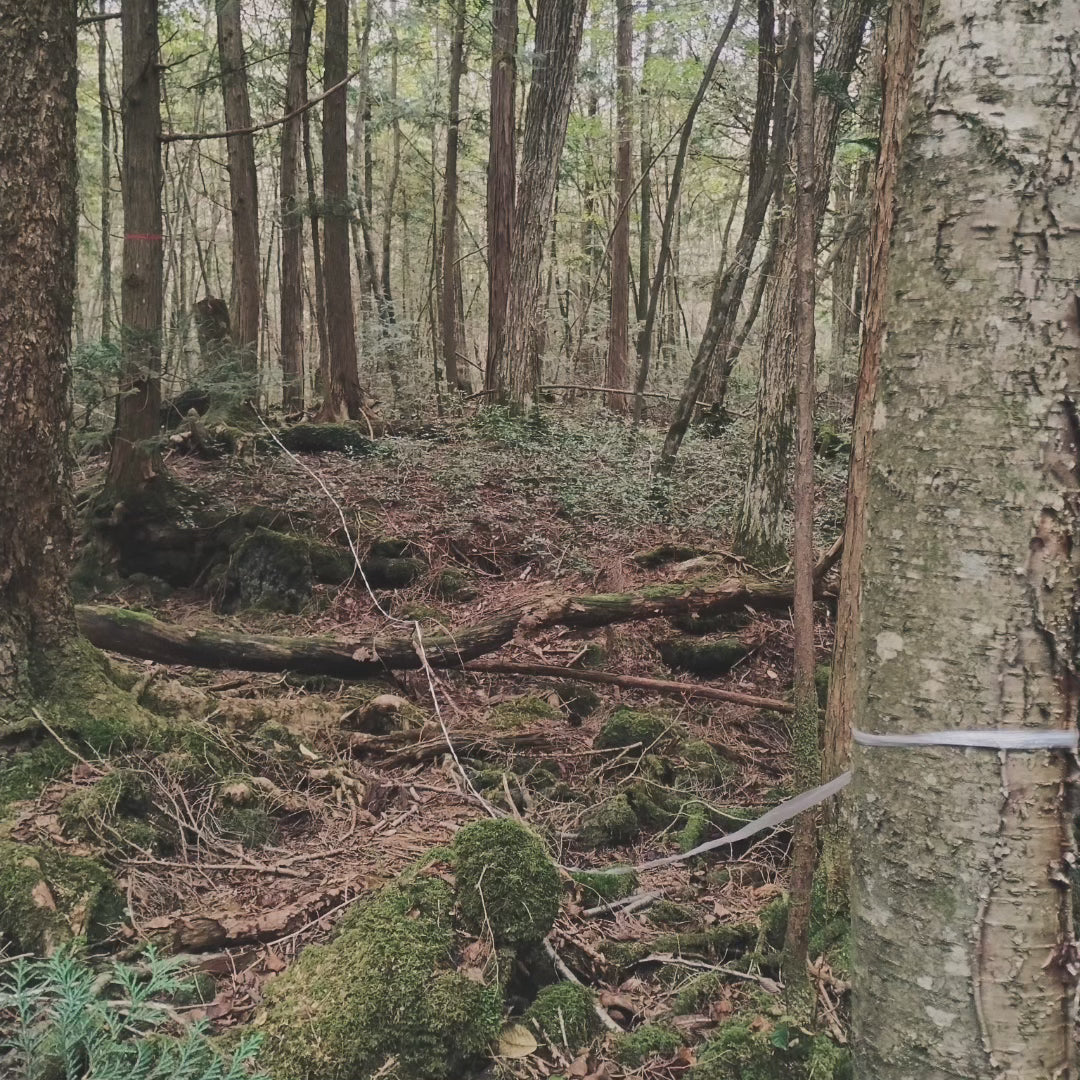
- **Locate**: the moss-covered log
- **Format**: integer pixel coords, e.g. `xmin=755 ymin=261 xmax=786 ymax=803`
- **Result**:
xmin=75 ymin=577 xmax=807 ymax=677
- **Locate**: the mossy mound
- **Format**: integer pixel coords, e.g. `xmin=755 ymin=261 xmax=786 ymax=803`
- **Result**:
xmin=570 ymin=867 xmax=638 ymax=903
xmin=613 ymin=1024 xmax=684 ymax=1066
xmin=59 ymin=769 xmax=163 ymax=851
xmin=363 ymin=556 xmax=426 ymax=589
xmin=657 ymin=636 xmax=748 ymax=677
xmin=218 ymin=527 xmax=315 ymax=614
xmin=272 ymin=422 xmax=376 ymax=456
xmin=259 ymin=876 xmax=502 ymax=1080
xmin=600 ymin=923 xmax=757 ymax=978
xmin=432 ymin=567 xmax=477 ymax=600
xmin=692 ymin=1018 xmax=850 ymax=1080
xmin=524 ymin=982 xmax=599 ymax=1050
xmin=577 ymin=794 xmax=641 ymax=849
xmin=593 ymin=708 xmax=678 ymax=755
xmin=678 ymin=740 xmax=734 ymax=786
xmin=489 ymin=695 xmax=560 ymax=731
xmin=0 ymin=744 xmax=71 ymax=809
xmin=0 ymin=840 xmax=123 ymax=952
xmin=646 ymin=900 xmax=698 ymax=929
xmin=553 ymin=682 xmax=601 ymax=723
xmin=453 ymin=818 xmax=561 ymax=947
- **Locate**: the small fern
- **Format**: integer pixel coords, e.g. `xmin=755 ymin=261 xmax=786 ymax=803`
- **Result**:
xmin=0 ymin=945 xmax=265 ymax=1080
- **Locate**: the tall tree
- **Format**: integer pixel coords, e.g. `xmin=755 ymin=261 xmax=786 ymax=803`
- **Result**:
xmin=851 ymin=0 xmax=1079 ymax=1074
xmin=216 ymin=0 xmax=261 ymax=373
xmin=318 ymin=0 xmax=366 ymax=422
xmin=97 ymin=0 xmax=113 ymax=343
xmin=280 ymin=0 xmax=315 ymax=413
xmin=105 ymin=0 xmax=164 ymax=497
xmin=733 ymin=0 xmax=872 ymax=561
xmin=440 ymin=0 xmax=470 ymax=394
xmin=0 ymin=0 xmax=122 ymax=722
xmin=605 ymin=0 xmax=633 ymax=412
xmin=488 ymin=0 xmax=588 ymax=409
xmin=484 ymin=0 xmax=517 ymax=394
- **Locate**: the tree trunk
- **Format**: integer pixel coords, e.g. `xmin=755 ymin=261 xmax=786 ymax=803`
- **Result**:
xmin=635 ymin=0 xmax=654 ymax=327
xmin=318 ymin=0 xmax=365 ymax=422
xmin=440 ymin=0 xmax=470 ymax=395
xmin=280 ymin=0 xmax=314 ymax=413
xmin=0 ymin=0 xmax=79 ymax=710
xmin=105 ymin=0 xmax=164 ymax=497
xmin=822 ymin=0 xmax=920 ymax=883
xmin=216 ymin=0 xmax=260 ymax=375
xmin=656 ymin=0 xmax=781 ymax=453
xmin=303 ymin=107 xmax=330 ymax=395
xmin=380 ymin=1 xmax=402 ymax=325
xmin=484 ymin=0 xmax=517 ymax=394
xmin=851 ymin=1 xmax=1079 ymax=1075
xmin=97 ymin=0 xmax=112 ymax=344
xmin=605 ymin=0 xmax=633 ymax=413
xmin=732 ymin=0 xmax=872 ymax=562
xmin=489 ymin=0 xmax=587 ymax=410
xmin=779 ymin=0 xmax=817 ymax=1006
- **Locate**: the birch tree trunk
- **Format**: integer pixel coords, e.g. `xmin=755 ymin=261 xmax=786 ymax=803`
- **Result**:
xmin=852 ymin=1 xmax=1080 ymax=1074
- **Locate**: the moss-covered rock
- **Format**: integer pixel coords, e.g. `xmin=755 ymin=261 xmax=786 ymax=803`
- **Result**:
xmin=453 ymin=818 xmax=561 ymax=947
xmin=489 ymin=695 xmax=560 ymax=731
xmin=593 ymin=708 xmax=677 ymax=755
xmin=259 ymin=875 xmax=502 ymax=1080
xmin=363 ymin=556 xmax=426 ymax=589
xmin=677 ymin=740 xmax=734 ymax=786
xmin=432 ymin=567 xmax=477 ymax=601
xmin=646 ymin=900 xmax=698 ymax=929
xmin=657 ymin=636 xmax=749 ymax=677
xmin=524 ymin=982 xmax=599 ymax=1050
xmin=273 ymin=422 xmax=376 ymax=455
xmin=673 ymin=971 xmax=725 ymax=1015
xmin=553 ymin=682 xmax=601 ymax=723
xmin=218 ymin=527 xmax=315 ymax=614
xmin=0 ymin=841 xmax=123 ymax=952
xmin=692 ymin=1018 xmax=850 ymax=1080
xmin=570 ymin=867 xmax=638 ymax=903
xmin=59 ymin=769 xmax=163 ymax=851
xmin=613 ymin=1024 xmax=684 ymax=1066
xmin=678 ymin=801 xmax=711 ymax=852
xmin=577 ymin=794 xmax=640 ymax=849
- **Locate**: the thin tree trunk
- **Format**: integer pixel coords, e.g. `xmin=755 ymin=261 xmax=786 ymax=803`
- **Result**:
xmin=440 ymin=0 xmax=470 ymax=394
xmin=317 ymin=0 xmax=365 ymax=421
xmin=635 ymin=0 xmax=654 ymax=326
xmin=98 ymin=0 xmax=112 ymax=344
xmin=280 ymin=0 xmax=314 ymax=413
xmin=851 ymin=0 xmax=1078 ymax=1074
xmin=0 ymin=0 xmax=79 ymax=709
xmin=303 ymin=107 xmax=330 ymax=396
xmin=605 ymin=0 xmax=634 ymax=412
xmin=656 ymin=0 xmax=782 ymax=450
xmin=105 ymin=0 xmax=164 ymax=497
xmin=380 ymin=1 xmax=402 ymax=324
xmin=822 ymin=0 xmax=921 ymax=897
xmin=632 ymin=0 xmax=743 ymax=422
xmin=779 ymin=0 xmax=817 ymax=1008
xmin=733 ymin=0 xmax=872 ymax=562
xmin=216 ymin=0 xmax=260 ymax=373
xmin=489 ymin=0 xmax=588 ymax=410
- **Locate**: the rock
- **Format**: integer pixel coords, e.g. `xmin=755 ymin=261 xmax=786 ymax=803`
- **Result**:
xmin=656 ymin=636 xmax=749 ymax=677
xmin=218 ymin=527 xmax=315 ymax=614
xmin=593 ymin=707 xmax=679 ymax=755
xmin=272 ymin=422 xmax=376 ymax=455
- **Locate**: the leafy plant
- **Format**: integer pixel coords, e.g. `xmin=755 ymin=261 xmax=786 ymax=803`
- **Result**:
xmin=0 ymin=945 xmax=265 ymax=1080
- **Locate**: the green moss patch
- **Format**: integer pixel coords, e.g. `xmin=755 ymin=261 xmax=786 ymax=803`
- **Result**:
xmin=657 ymin=636 xmax=749 ymax=677
xmin=594 ymin=708 xmax=678 ymax=755
xmin=272 ymin=422 xmax=376 ymax=455
xmin=570 ymin=867 xmax=638 ymax=903
xmin=0 ymin=744 xmax=71 ymax=809
xmin=692 ymin=1018 xmax=850 ymax=1080
xmin=218 ymin=527 xmax=315 ymax=614
xmin=489 ymin=695 xmax=560 ymax=731
xmin=613 ymin=1024 xmax=684 ymax=1066
xmin=525 ymin=982 xmax=599 ymax=1050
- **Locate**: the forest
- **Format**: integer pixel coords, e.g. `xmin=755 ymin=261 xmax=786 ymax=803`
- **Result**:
xmin=1 ymin=0 xmax=1078 ymax=1078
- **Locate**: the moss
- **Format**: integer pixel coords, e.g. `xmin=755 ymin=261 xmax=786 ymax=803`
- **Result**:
xmin=272 ymin=422 xmax=376 ymax=455
xmin=525 ymin=982 xmax=599 ymax=1050
xmin=452 ymin=818 xmax=561 ymax=947
xmin=692 ymin=1020 xmax=850 ymax=1080
xmin=669 ymin=610 xmax=750 ymax=636
xmin=432 ymin=568 xmax=477 ymax=601
xmin=363 ymin=557 xmax=426 ymax=589
xmin=657 ymin=636 xmax=748 ymax=677
xmin=169 ymin=970 xmax=217 ymax=1006
xmin=678 ymin=740 xmax=734 ymax=786
xmin=553 ymin=682 xmax=601 ymax=722
xmin=594 ymin=707 xmax=676 ymax=755
xmin=613 ymin=1024 xmax=684 ymax=1066
xmin=678 ymin=806 xmax=710 ymax=852
xmin=673 ymin=971 xmax=725 ymax=1015
xmin=0 ymin=840 xmax=123 ymax=952
xmin=646 ymin=901 xmax=699 ymax=929
xmin=570 ymin=867 xmax=638 ymax=903
xmin=653 ymin=923 xmax=757 ymax=962
xmin=599 ymin=939 xmax=651 ymax=973
xmin=0 ymin=744 xmax=71 ymax=808
xmin=369 ymin=537 xmax=419 ymax=559
xmin=218 ymin=527 xmax=314 ymax=614
xmin=259 ymin=876 xmax=502 ymax=1080
xmin=577 ymin=794 xmax=640 ymax=849
xmin=814 ymin=664 xmax=832 ymax=711
xmin=579 ymin=643 xmax=608 ymax=669
xmin=58 ymin=769 xmax=162 ymax=850
xmin=489 ymin=695 xmax=560 ymax=730
xmin=395 ymin=601 xmax=446 ymax=622
xmin=219 ymin=806 xmax=278 ymax=848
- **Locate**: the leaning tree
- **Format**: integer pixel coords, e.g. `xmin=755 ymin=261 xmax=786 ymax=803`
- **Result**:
xmin=851 ymin=0 xmax=1080 ymax=1074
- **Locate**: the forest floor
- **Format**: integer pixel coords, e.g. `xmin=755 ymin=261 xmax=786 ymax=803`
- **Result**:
xmin=8 ymin=405 xmax=852 ymax=1079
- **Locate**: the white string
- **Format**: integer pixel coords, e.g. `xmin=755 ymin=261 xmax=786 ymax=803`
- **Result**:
xmin=852 ymin=728 xmax=1078 ymax=750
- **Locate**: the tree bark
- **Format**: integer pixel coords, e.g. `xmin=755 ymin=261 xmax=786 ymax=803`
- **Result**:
xmin=318 ymin=0 xmax=365 ymax=422
xmin=605 ymin=0 xmax=633 ymax=413
xmin=779 ymin=0 xmax=817 ymax=1006
xmin=216 ymin=0 xmax=261 ymax=374
xmin=105 ymin=0 xmax=164 ymax=497
xmin=851 ymin=1 xmax=1079 ymax=1075
xmin=635 ymin=0 xmax=654 ymax=328
xmin=489 ymin=0 xmax=587 ymax=410
xmin=76 ymin=576 xmax=809 ymax=678
xmin=484 ymin=0 xmax=517 ymax=394
xmin=302 ymin=107 xmax=330 ymax=395
xmin=280 ymin=0 xmax=314 ymax=413
xmin=653 ymin=0 xmax=779 ymax=444
xmin=732 ymin=0 xmax=872 ymax=562
xmin=98 ymin=0 xmax=112 ymax=344
xmin=0 ymin=0 xmax=79 ymax=709
xmin=439 ymin=0 xmax=471 ymax=395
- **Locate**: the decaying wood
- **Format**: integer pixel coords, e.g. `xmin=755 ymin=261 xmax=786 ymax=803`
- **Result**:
xmin=463 ymin=660 xmax=794 ymax=713
xmin=75 ymin=576 xmax=806 ymax=678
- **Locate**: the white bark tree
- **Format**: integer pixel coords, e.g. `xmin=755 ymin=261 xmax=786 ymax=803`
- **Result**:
xmin=851 ymin=1 xmax=1080 ymax=1075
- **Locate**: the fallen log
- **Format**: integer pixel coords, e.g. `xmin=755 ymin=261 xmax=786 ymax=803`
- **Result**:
xmin=462 ymin=659 xmax=794 ymax=713
xmin=76 ymin=577 xmax=805 ymax=679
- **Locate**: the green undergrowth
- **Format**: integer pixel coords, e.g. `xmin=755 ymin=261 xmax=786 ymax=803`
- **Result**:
xmin=524 ymin=982 xmax=599 ymax=1051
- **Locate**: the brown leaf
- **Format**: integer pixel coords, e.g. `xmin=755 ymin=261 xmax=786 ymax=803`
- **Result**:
xmin=263 ymin=950 xmax=287 ymax=973
xmin=497 ymin=1023 xmax=538 ymax=1058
